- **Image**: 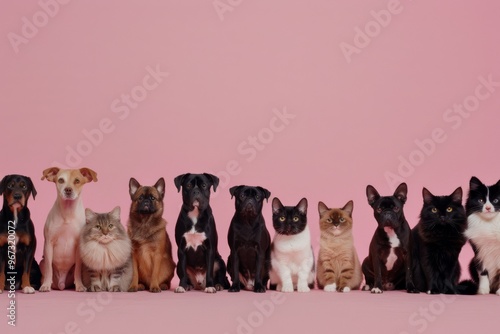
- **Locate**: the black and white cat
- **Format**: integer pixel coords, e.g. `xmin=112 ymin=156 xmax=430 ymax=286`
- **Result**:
xmin=464 ymin=176 xmax=500 ymax=295
xmin=269 ymin=197 xmax=315 ymax=292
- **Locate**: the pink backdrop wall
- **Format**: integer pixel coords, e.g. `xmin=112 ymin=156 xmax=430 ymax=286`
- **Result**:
xmin=2 ymin=0 xmax=500 ymax=284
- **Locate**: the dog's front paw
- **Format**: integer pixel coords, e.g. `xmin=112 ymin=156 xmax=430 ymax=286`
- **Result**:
xmin=110 ymin=286 xmax=121 ymax=292
xmin=22 ymin=286 xmax=35 ymax=294
xmin=39 ymin=284 xmax=51 ymax=292
xmin=159 ymin=283 xmax=170 ymax=291
xmin=495 ymin=289 xmax=500 ymax=296
xmin=149 ymin=285 xmax=161 ymax=293
xmin=371 ymin=287 xmax=383 ymax=294
xmin=128 ymin=285 xmax=138 ymax=292
xmin=205 ymin=287 xmax=217 ymax=294
xmin=254 ymin=283 xmax=266 ymax=293
xmin=324 ymin=283 xmax=337 ymax=292
xmin=281 ymin=284 xmax=294 ymax=293
xmin=228 ymin=284 xmax=241 ymax=292
xmin=90 ymin=285 xmax=101 ymax=292
xmin=75 ymin=285 xmax=87 ymax=292
xmin=297 ymin=285 xmax=310 ymax=293
xmin=215 ymin=284 xmax=224 ymax=291
xmin=406 ymin=282 xmax=419 ymax=294
xmin=175 ymin=286 xmax=186 ymax=293
xmin=138 ymin=284 xmax=146 ymax=291
xmin=478 ymin=285 xmax=490 ymax=295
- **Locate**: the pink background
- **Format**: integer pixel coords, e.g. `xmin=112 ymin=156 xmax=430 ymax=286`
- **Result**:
xmin=1 ymin=1 xmax=499 ymax=333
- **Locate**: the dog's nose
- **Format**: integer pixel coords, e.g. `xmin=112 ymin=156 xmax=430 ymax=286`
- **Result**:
xmin=13 ymin=193 xmax=22 ymax=200
xmin=64 ymin=188 xmax=72 ymax=195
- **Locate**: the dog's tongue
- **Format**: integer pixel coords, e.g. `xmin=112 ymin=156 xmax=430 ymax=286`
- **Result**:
xmin=11 ymin=203 xmax=22 ymax=212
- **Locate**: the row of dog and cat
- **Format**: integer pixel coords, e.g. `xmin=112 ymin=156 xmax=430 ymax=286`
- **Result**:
xmin=0 ymin=168 xmax=499 ymax=295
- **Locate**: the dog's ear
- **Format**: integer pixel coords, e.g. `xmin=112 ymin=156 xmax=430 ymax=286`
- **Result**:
xmin=41 ymin=167 xmax=60 ymax=182
xmin=129 ymin=178 xmax=141 ymax=198
xmin=342 ymin=200 xmax=354 ymax=217
xmin=366 ymin=185 xmax=380 ymax=206
xmin=110 ymin=206 xmax=121 ymax=221
xmin=80 ymin=168 xmax=98 ymax=183
xmin=229 ymin=185 xmax=243 ymax=199
xmin=203 ymin=173 xmax=220 ymax=192
xmin=297 ymin=197 xmax=308 ymax=215
xmin=394 ymin=183 xmax=408 ymax=204
xmin=174 ymin=174 xmax=189 ymax=192
xmin=0 ymin=175 xmax=10 ymax=195
xmin=25 ymin=177 xmax=37 ymax=200
xmin=272 ymin=197 xmax=283 ymax=215
xmin=318 ymin=201 xmax=329 ymax=217
xmin=154 ymin=177 xmax=166 ymax=200
xmin=422 ymin=188 xmax=433 ymax=205
xmin=450 ymin=187 xmax=463 ymax=204
xmin=257 ymin=187 xmax=271 ymax=202
xmin=85 ymin=208 xmax=97 ymax=224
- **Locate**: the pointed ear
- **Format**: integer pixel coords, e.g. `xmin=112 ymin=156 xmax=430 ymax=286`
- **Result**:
xmin=257 ymin=187 xmax=271 ymax=202
xmin=469 ymin=177 xmax=483 ymax=191
xmin=318 ymin=201 xmax=329 ymax=217
xmin=110 ymin=206 xmax=121 ymax=221
xmin=297 ymin=198 xmax=308 ymax=215
xmin=394 ymin=183 xmax=408 ymax=204
xmin=80 ymin=168 xmax=98 ymax=183
xmin=203 ymin=173 xmax=220 ymax=192
xmin=0 ymin=175 xmax=9 ymax=195
xmin=41 ymin=167 xmax=60 ymax=182
xmin=366 ymin=185 xmax=380 ymax=206
xmin=229 ymin=185 xmax=242 ymax=199
xmin=342 ymin=200 xmax=354 ymax=217
xmin=450 ymin=187 xmax=463 ymax=204
xmin=85 ymin=208 xmax=97 ymax=224
xmin=129 ymin=178 xmax=141 ymax=198
xmin=154 ymin=178 xmax=165 ymax=199
xmin=422 ymin=188 xmax=433 ymax=205
xmin=26 ymin=177 xmax=37 ymax=200
xmin=174 ymin=174 xmax=188 ymax=192
xmin=272 ymin=197 xmax=283 ymax=215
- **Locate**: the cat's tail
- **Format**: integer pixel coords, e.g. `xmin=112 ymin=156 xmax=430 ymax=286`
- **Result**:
xmin=456 ymin=280 xmax=477 ymax=295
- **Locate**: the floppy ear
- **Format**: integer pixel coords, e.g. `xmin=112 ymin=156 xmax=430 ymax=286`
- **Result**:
xmin=469 ymin=176 xmax=483 ymax=191
xmin=296 ymin=198 xmax=308 ymax=215
xmin=394 ymin=183 xmax=408 ymax=204
xmin=129 ymin=178 xmax=141 ymax=198
xmin=26 ymin=177 xmax=37 ymax=200
xmin=450 ymin=187 xmax=463 ymax=204
xmin=174 ymin=174 xmax=189 ymax=192
xmin=0 ymin=175 xmax=9 ymax=195
xmin=318 ymin=201 xmax=329 ymax=217
xmin=80 ymin=168 xmax=98 ymax=183
xmin=272 ymin=197 xmax=283 ymax=215
xmin=229 ymin=185 xmax=243 ymax=199
xmin=257 ymin=187 xmax=271 ymax=202
xmin=41 ymin=167 xmax=60 ymax=182
xmin=342 ymin=200 xmax=354 ymax=217
xmin=154 ymin=178 xmax=165 ymax=200
xmin=366 ymin=185 xmax=380 ymax=206
xmin=422 ymin=188 xmax=433 ymax=205
xmin=204 ymin=173 xmax=220 ymax=192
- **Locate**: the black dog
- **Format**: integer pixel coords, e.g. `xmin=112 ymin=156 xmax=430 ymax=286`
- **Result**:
xmin=362 ymin=183 xmax=417 ymax=294
xmin=0 ymin=175 xmax=41 ymax=294
xmin=173 ymin=173 xmax=230 ymax=293
xmin=227 ymin=185 xmax=271 ymax=293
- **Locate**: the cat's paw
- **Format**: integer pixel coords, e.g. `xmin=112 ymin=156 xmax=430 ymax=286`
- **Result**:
xmin=149 ymin=286 xmax=161 ymax=293
xmin=228 ymin=284 xmax=240 ymax=292
xmin=478 ymin=285 xmax=490 ymax=295
xmin=90 ymin=285 xmax=101 ymax=292
xmin=110 ymin=286 xmax=121 ymax=292
xmin=253 ymin=283 xmax=266 ymax=293
xmin=175 ymin=286 xmax=186 ymax=293
xmin=496 ymin=289 xmax=500 ymax=296
xmin=297 ymin=285 xmax=310 ymax=293
xmin=75 ymin=285 xmax=87 ymax=292
xmin=39 ymin=284 xmax=51 ymax=292
xmin=371 ymin=287 xmax=383 ymax=294
xmin=215 ymin=284 xmax=224 ymax=291
xmin=280 ymin=284 xmax=294 ymax=293
xmin=324 ymin=283 xmax=337 ymax=292
xmin=340 ymin=287 xmax=351 ymax=293
xmin=362 ymin=285 xmax=371 ymax=291
xmin=22 ymin=286 xmax=35 ymax=294
xmin=205 ymin=287 xmax=217 ymax=294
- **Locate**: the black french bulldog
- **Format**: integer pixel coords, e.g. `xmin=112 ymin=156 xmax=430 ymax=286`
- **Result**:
xmin=361 ymin=183 xmax=418 ymax=294
xmin=173 ymin=173 xmax=230 ymax=293
xmin=0 ymin=174 xmax=41 ymax=293
xmin=227 ymin=185 xmax=271 ymax=293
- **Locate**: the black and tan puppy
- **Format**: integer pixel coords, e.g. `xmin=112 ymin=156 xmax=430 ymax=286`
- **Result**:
xmin=127 ymin=177 xmax=176 ymax=293
xmin=227 ymin=185 xmax=271 ymax=293
xmin=362 ymin=183 xmax=418 ymax=294
xmin=0 ymin=175 xmax=41 ymax=294
xmin=173 ymin=173 xmax=230 ymax=293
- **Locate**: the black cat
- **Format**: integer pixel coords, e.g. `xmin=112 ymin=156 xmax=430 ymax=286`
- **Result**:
xmin=412 ymin=187 xmax=474 ymax=294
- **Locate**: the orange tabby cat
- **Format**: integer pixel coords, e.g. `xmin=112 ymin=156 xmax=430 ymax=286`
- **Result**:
xmin=316 ymin=200 xmax=362 ymax=292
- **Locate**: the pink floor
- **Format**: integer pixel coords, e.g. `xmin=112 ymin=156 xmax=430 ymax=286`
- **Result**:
xmin=3 ymin=289 xmax=498 ymax=334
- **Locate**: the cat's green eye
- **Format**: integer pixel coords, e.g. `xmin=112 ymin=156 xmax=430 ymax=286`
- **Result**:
xmin=446 ymin=207 xmax=453 ymax=212
xmin=279 ymin=216 xmax=286 ymax=222
xmin=431 ymin=208 xmax=438 ymax=213
xmin=339 ymin=217 xmax=345 ymax=223
xmin=293 ymin=217 xmax=299 ymax=222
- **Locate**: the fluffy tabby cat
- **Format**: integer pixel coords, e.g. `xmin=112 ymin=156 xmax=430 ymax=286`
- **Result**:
xmin=316 ymin=200 xmax=362 ymax=292
xmin=80 ymin=207 xmax=133 ymax=292
xmin=269 ymin=197 xmax=315 ymax=292
xmin=411 ymin=187 xmax=473 ymax=294
xmin=465 ymin=176 xmax=500 ymax=295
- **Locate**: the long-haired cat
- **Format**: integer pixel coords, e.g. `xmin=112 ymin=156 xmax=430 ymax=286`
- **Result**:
xmin=411 ymin=187 xmax=473 ymax=294
xmin=269 ymin=197 xmax=315 ymax=292
xmin=316 ymin=200 xmax=362 ymax=292
xmin=464 ymin=176 xmax=500 ymax=295
xmin=80 ymin=207 xmax=133 ymax=292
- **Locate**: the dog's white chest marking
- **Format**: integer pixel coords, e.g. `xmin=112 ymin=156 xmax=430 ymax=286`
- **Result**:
xmin=384 ymin=227 xmax=400 ymax=271
xmin=183 ymin=227 xmax=206 ymax=250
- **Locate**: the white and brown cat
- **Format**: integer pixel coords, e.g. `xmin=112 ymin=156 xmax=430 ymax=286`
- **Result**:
xmin=316 ymin=200 xmax=362 ymax=292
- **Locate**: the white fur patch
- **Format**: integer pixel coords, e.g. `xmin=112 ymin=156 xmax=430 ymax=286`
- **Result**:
xmin=371 ymin=287 xmax=382 ymax=294
xmin=175 ymin=286 xmax=186 ymax=293
xmin=324 ymin=283 xmax=337 ymax=292
xmin=478 ymin=275 xmax=490 ymax=295
xmin=384 ymin=227 xmax=400 ymax=271
xmin=183 ymin=227 xmax=206 ymax=250
xmin=22 ymin=286 xmax=35 ymax=294
xmin=342 ymin=287 xmax=350 ymax=293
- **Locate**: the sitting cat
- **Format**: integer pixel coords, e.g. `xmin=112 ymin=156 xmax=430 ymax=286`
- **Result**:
xmin=316 ymin=200 xmax=362 ymax=292
xmin=80 ymin=207 xmax=133 ymax=292
xmin=269 ymin=197 xmax=315 ymax=292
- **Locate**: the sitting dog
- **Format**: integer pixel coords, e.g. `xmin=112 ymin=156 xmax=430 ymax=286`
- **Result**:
xmin=127 ymin=177 xmax=176 ymax=293
xmin=0 ymin=174 xmax=41 ymax=294
xmin=173 ymin=173 xmax=230 ymax=293
xmin=362 ymin=183 xmax=417 ymax=294
xmin=39 ymin=167 xmax=98 ymax=292
xmin=227 ymin=185 xmax=271 ymax=293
